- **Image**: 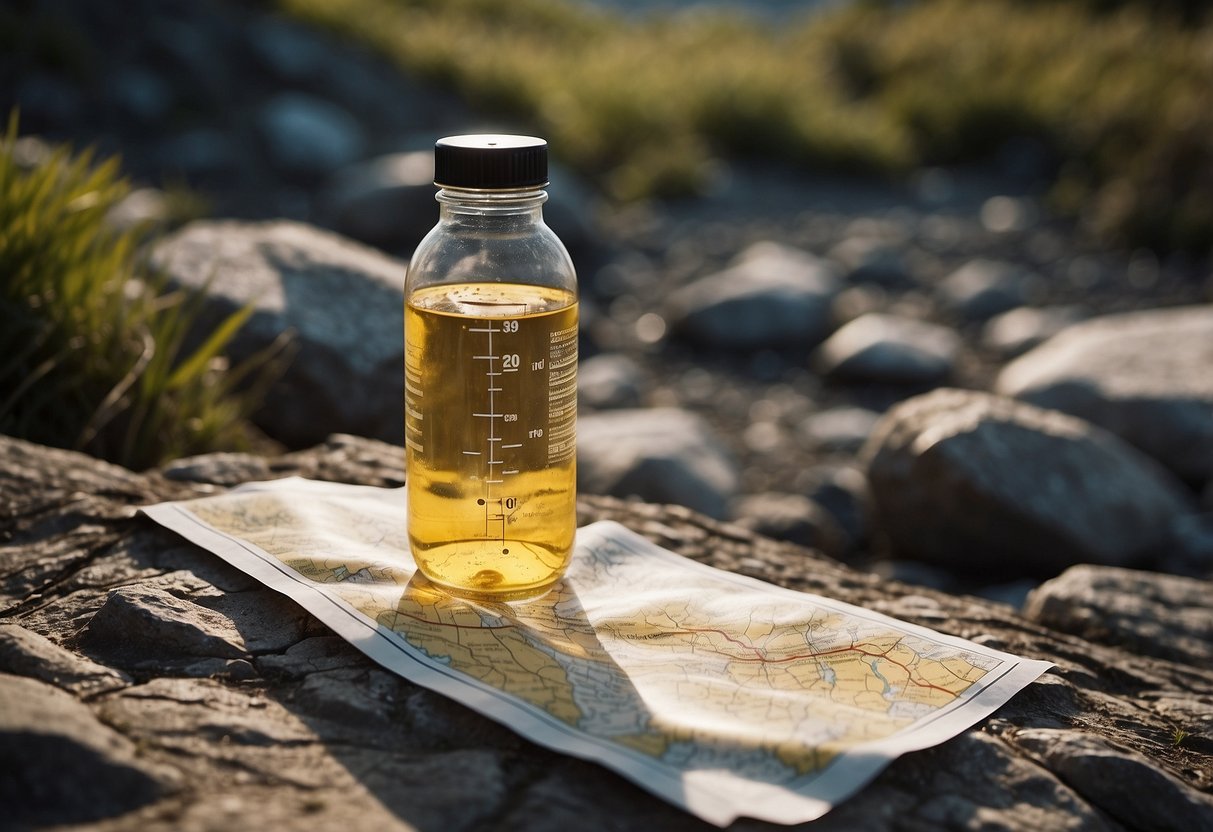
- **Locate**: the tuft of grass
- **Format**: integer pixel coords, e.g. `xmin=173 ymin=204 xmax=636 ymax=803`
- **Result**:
xmin=816 ymin=0 xmax=1213 ymax=253
xmin=1171 ymin=727 xmax=1190 ymax=747
xmin=0 ymin=115 xmax=273 ymax=470
xmin=277 ymin=0 xmax=1213 ymax=253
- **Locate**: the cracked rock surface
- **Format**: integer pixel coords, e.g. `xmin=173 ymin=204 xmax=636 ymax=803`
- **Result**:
xmin=2 ymin=432 xmax=1211 ymax=831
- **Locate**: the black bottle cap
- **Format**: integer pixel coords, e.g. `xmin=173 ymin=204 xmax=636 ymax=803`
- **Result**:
xmin=434 ymin=134 xmax=549 ymax=190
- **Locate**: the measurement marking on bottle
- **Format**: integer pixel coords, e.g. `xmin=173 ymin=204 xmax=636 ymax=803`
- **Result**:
xmin=502 ymin=443 xmax=522 ymax=449
xmin=486 ymin=479 xmax=504 ymax=484
xmin=472 ymin=355 xmax=497 ymax=360
xmin=468 ymin=327 xmax=500 ymax=333
xmin=488 ymin=387 xmax=503 ymax=392
xmin=503 ymin=469 xmax=519 ymax=475
xmin=473 ymin=412 xmax=502 ymax=418
xmin=462 ymin=450 xmax=481 ymax=455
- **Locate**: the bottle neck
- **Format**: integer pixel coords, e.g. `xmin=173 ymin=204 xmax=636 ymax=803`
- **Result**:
xmin=436 ymin=187 xmax=547 ymax=223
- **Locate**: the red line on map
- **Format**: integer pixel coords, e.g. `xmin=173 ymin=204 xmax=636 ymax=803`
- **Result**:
xmin=675 ymin=627 xmax=958 ymax=698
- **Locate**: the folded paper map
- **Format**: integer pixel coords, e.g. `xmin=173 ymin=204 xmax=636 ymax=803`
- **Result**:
xmin=144 ymin=478 xmax=1051 ymax=826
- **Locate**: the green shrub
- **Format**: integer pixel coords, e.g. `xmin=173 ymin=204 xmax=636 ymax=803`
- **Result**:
xmin=279 ymin=0 xmax=1213 ymax=253
xmin=0 ymin=117 xmax=272 ymax=469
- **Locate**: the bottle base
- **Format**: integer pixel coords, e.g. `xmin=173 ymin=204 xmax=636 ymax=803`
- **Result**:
xmin=414 ymin=570 xmax=561 ymax=603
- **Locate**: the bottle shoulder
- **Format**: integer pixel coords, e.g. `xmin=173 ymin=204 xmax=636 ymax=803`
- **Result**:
xmin=406 ymin=218 xmax=577 ymax=295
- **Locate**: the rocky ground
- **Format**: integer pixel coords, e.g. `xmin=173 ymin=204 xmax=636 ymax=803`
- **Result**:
xmin=3 ymin=433 xmax=1213 ymax=831
xmin=5 ymin=1 xmax=1213 ymax=827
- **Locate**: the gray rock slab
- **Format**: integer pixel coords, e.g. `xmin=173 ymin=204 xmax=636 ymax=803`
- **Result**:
xmin=0 ymin=673 xmax=176 ymax=827
xmin=815 ymin=312 xmax=960 ymax=384
xmin=257 ymin=635 xmax=368 ymax=679
xmin=997 ymin=304 xmax=1213 ymax=484
xmin=293 ymin=667 xmax=408 ymax=726
xmin=4 ymin=432 xmax=1213 ymax=830
xmin=100 ymin=677 xmax=319 ymax=751
xmin=340 ymin=747 xmax=507 ymax=832
xmin=162 ymin=451 xmax=274 ymax=486
xmin=577 ymin=408 xmax=739 ymax=519
xmin=151 ymin=220 xmax=407 ymax=447
xmin=199 ymin=587 xmax=314 ymax=654
xmin=1023 ymin=565 xmax=1213 ymax=667
xmin=1011 ymin=728 xmax=1213 ymax=831
xmin=862 ymin=388 xmax=1194 ymax=577
xmin=80 ymin=584 xmax=247 ymax=662
xmin=0 ymin=624 xmax=129 ymax=697
xmin=665 ymin=241 xmax=838 ymax=349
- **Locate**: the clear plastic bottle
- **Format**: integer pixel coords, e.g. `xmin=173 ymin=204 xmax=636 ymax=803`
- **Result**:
xmin=404 ymin=135 xmax=578 ymax=601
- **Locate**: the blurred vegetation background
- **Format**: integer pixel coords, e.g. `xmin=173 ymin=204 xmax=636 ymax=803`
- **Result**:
xmin=283 ymin=0 xmax=1213 ymax=252
xmin=1 ymin=0 xmax=1210 ymax=467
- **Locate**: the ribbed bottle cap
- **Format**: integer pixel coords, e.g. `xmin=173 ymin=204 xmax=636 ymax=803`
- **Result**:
xmin=434 ymin=134 xmax=548 ymax=190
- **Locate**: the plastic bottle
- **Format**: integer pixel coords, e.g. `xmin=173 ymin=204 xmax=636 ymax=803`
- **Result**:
xmin=404 ymin=135 xmax=578 ymax=601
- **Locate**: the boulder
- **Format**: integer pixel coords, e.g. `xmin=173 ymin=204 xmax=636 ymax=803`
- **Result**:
xmin=730 ymin=492 xmax=846 ymax=556
xmin=1 ymin=432 xmax=1212 ymax=831
xmin=936 ymin=259 xmax=1028 ymax=321
xmin=80 ymin=584 xmax=247 ymax=665
xmin=862 ymin=388 xmax=1193 ymax=577
xmin=827 ymin=236 xmax=915 ymax=289
xmin=157 ymin=127 xmax=238 ymax=177
xmin=982 ymin=305 xmax=1086 ymax=359
xmin=1023 ymin=565 xmax=1213 ymax=667
xmin=1162 ymin=513 xmax=1213 ymax=578
xmin=665 ymin=241 xmax=838 ymax=349
xmin=798 ymin=464 xmax=871 ymax=552
xmin=318 ymin=151 xmax=436 ymax=251
xmin=577 ymin=353 xmax=645 ymax=410
xmin=997 ymin=305 xmax=1213 ymax=484
xmin=248 ymin=18 xmax=331 ymax=82
xmin=814 ymin=313 xmax=960 ymax=384
xmin=258 ymin=92 xmax=364 ymax=177
xmin=577 ymin=408 xmax=739 ymax=519
xmin=798 ymin=406 xmax=882 ymax=453
xmin=151 ymin=220 xmax=407 ymax=448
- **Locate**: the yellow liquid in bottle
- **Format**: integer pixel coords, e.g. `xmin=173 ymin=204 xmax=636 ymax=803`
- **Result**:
xmin=405 ymin=282 xmax=577 ymax=601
